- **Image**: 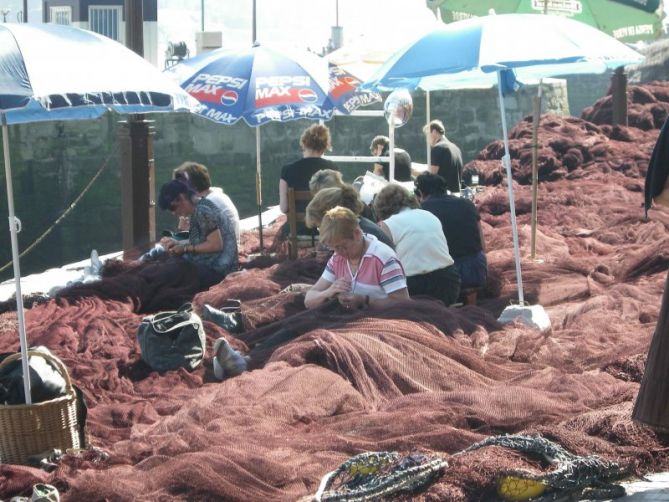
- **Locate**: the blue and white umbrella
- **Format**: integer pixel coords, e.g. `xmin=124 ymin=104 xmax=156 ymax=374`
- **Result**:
xmin=0 ymin=23 xmax=200 ymax=404
xmin=167 ymin=43 xmax=335 ymax=127
xmin=363 ymin=13 xmax=643 ymax=312
xmin=168 ymin=44 xmax=380 ymax=248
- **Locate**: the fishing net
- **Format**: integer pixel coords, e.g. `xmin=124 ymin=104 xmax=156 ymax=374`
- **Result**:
xmin=1 ymin=84 xmax=669 ymax=500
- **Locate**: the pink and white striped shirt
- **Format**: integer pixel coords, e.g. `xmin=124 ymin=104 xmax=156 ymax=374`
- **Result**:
xmin=321 ymin=235 xmax=407 ymax=299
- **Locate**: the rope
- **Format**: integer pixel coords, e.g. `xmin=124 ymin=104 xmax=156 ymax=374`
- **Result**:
xmin=0 ymin=148 xmax=117 ymax=274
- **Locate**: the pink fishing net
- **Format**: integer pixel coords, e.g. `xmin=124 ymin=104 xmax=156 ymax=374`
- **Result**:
xmin=1 ymin=85 xmax=669 ymax=500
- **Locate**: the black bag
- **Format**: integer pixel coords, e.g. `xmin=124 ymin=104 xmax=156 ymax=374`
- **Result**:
xmin=137 ymin=303 xmax=206 ymax=372
xmin=0 ymin=347 xmax=67 ymax=405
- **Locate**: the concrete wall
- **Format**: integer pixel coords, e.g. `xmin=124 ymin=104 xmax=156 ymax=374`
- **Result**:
xmin=0 ymin=79 xmax=571 ymax=280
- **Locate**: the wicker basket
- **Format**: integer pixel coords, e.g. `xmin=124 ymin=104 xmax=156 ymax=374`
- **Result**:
xmin=0 ymin=350 xmax=81 ymax=465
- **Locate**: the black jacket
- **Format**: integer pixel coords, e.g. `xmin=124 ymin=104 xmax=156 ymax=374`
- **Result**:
xmin=645 ymin=116 xmax=669 ymax=216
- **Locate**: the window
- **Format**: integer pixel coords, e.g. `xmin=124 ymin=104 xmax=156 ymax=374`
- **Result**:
xmin=89 ymin=6 xmax=123 ymax=42
xmin=50 ymin=6 xmax=72 ymax=25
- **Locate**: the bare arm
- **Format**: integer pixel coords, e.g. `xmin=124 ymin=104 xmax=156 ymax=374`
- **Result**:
xmin=279 ymin=179 xmax=289 ymax=213
xmin=654 ymin=176 xmax=669 ymax=207
xmin=478 ymin=223 xmax=487 ymax=252
xmin=304 ymin=277 xmax=351 ymax=309
xmin=342 ymin=287 xmax=411 ymax=309
xmin=170 ymin=229 xmax=223 ymax=256
xmin=379 ymin=221 xmax=394 ymax=241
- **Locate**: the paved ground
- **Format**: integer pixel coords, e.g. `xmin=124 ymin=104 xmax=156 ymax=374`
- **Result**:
xmin=599 ymin=472 xmax=669 ymax=501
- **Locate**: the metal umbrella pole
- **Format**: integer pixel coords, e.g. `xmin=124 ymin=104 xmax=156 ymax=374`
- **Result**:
xmin=255 ymin=126 xmax=263 ymax=251
xmin=388 ymin=122 xmax=396 ymax=181
xmin=1 ymin=113 xmax=32 ymax=404
xmin=496 ymin=71 xmax=524 ymax=305
xmin=426 ymin=90 xmax=431 ymax=166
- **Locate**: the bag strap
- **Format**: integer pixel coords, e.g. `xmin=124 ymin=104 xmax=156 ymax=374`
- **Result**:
xmin=151 ymin=317 xmax=200 ymax=334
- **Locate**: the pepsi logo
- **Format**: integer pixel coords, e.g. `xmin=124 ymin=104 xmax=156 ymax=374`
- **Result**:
xmin=220 ymin=90 xmax=239 ymax=107
xmin=297 ymin=88 xmax=318 ymax=104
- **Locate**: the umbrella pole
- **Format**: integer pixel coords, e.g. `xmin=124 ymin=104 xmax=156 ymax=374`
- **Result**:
xmin=1 ymin=113 xmax=32 ymax=405
xmin=496 ymin=71 xmax=524 ymax=305
xmin=426 ymin=90 xmax=431 ymax=166
xmin=255 ymin=126 xmax=263 ymax=251
xmin=389 ymin=123 xmax=396 ymax=182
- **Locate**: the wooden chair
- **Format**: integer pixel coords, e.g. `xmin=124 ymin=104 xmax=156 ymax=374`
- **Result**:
xmin=287 ymin=188 xmax=316 ymax=260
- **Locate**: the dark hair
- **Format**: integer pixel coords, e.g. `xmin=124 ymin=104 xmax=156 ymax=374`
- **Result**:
xmin=373 ymin=184 xmax=419 ymax=220
xmin=370 ymin=135 xmax=389 ymax=153
xmin=415 ymin=172 xmax=447 ymax=197
xmin=158 ymin=179 xmax=196 ymax=211
xmin=422 ymin=119 xmax=445 ymax=135
xmin=173 ymin=161 xmax=211 ymax=192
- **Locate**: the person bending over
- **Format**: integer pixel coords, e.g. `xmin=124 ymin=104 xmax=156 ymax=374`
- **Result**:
xmin=156 ymin=179 xmax=238 ymax=286
xmin=305 ymin=206 xmax=409 ymax=310
xmin=173 ymin=161 xmax=240 ymax=246
xmin=414 ymin=172 xmax=487 ymax=289
xmin=374 ymin=183 xmax=461 ymax=305
xmin=309 ymin=168 xmax=344 ymax=195
xmin=305 ymin=185 xmax=394 ymax=249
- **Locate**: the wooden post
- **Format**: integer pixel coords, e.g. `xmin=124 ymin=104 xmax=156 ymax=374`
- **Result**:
xmin=119 ymin=120 xmax=156 ymax=257
xmin=611 ymin=66 xmax=628 ymax=126
xmin=530 ymin=93 xmax=541 ymax=259
xmin=120 ymin=0 xmax=155 ymax=257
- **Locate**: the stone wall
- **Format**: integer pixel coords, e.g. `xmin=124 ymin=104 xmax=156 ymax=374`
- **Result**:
xmin=0 ymin=79 xmax=571 ymax=280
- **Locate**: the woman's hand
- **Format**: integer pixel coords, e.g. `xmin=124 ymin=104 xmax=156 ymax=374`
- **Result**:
xmin=169 ymin=243 xmax=189 ymax=256
xmin=338 ymin=292 xmax=366 ymax=310
xmin=328 ymin=278 xmax=351 ymax=298
xmin=160 ymin=237 xmax=178 ymax=250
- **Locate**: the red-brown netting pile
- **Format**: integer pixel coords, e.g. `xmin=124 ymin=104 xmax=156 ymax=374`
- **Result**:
xmin=2 ymin=83 xmax=669 ymax=501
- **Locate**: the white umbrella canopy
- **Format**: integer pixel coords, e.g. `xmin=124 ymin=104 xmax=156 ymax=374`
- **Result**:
xmin=0 ymin=23 xmax=200 ymax=404
xmin=363 ymin=13 xmax=643 ymax=325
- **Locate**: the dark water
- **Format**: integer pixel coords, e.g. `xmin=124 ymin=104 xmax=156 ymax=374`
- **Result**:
xmin=0 ymin=74 xmax=606 ymax=282
xmin=0 ymin=106 xmax=428 ymax=282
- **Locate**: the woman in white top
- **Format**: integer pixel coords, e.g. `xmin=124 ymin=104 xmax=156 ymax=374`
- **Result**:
xmin=374 ymin=184 xmax=461 ymax=305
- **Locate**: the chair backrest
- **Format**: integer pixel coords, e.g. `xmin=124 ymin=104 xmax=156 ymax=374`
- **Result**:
xmin=287 ymin=188 xmax=314 ymax=260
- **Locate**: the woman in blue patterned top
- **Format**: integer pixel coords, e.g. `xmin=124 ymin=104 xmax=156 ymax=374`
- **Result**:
xmin=157 ymin=179 xmax=238 ymax=285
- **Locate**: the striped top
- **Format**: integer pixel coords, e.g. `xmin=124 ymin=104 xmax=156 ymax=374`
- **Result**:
xmin=321 ymin=235 xmax=407 ymax=299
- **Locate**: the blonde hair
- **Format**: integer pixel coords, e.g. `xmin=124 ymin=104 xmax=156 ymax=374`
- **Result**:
xmin=373 ymin=183 xmax=419 ymax=220
xmin=300 ymin=124 xmax=332 ymax=153
xmin=306 ymin=185 xmax=364 ymax=228
xmin=318 ymin=206 xmax=360 ymax=244
xmin=309 ymin=169 xmax=344 ymax=195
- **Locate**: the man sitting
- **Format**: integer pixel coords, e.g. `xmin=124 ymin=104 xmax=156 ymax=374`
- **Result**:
xmin=414 ymin=173 xmax=487 ymax=289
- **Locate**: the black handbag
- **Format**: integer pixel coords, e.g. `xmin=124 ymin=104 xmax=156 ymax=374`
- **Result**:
xmin=137 ymin=303 xmax=206 ymax=372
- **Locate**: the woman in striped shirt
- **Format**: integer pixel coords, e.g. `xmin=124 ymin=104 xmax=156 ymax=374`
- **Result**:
xmin=304 ymin=206 xmax=409 ymax=310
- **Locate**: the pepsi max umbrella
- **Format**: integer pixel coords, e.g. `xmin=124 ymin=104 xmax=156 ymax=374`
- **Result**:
xmin=0 ymin=23 xmax=200 ymax=405
xmin=328 ymin=63 xmax=382 ymax=114
xmin=168 ymin=43 xmax=380 ymax=249
xmin=364 ymin=13 xmax=643 ymax=319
